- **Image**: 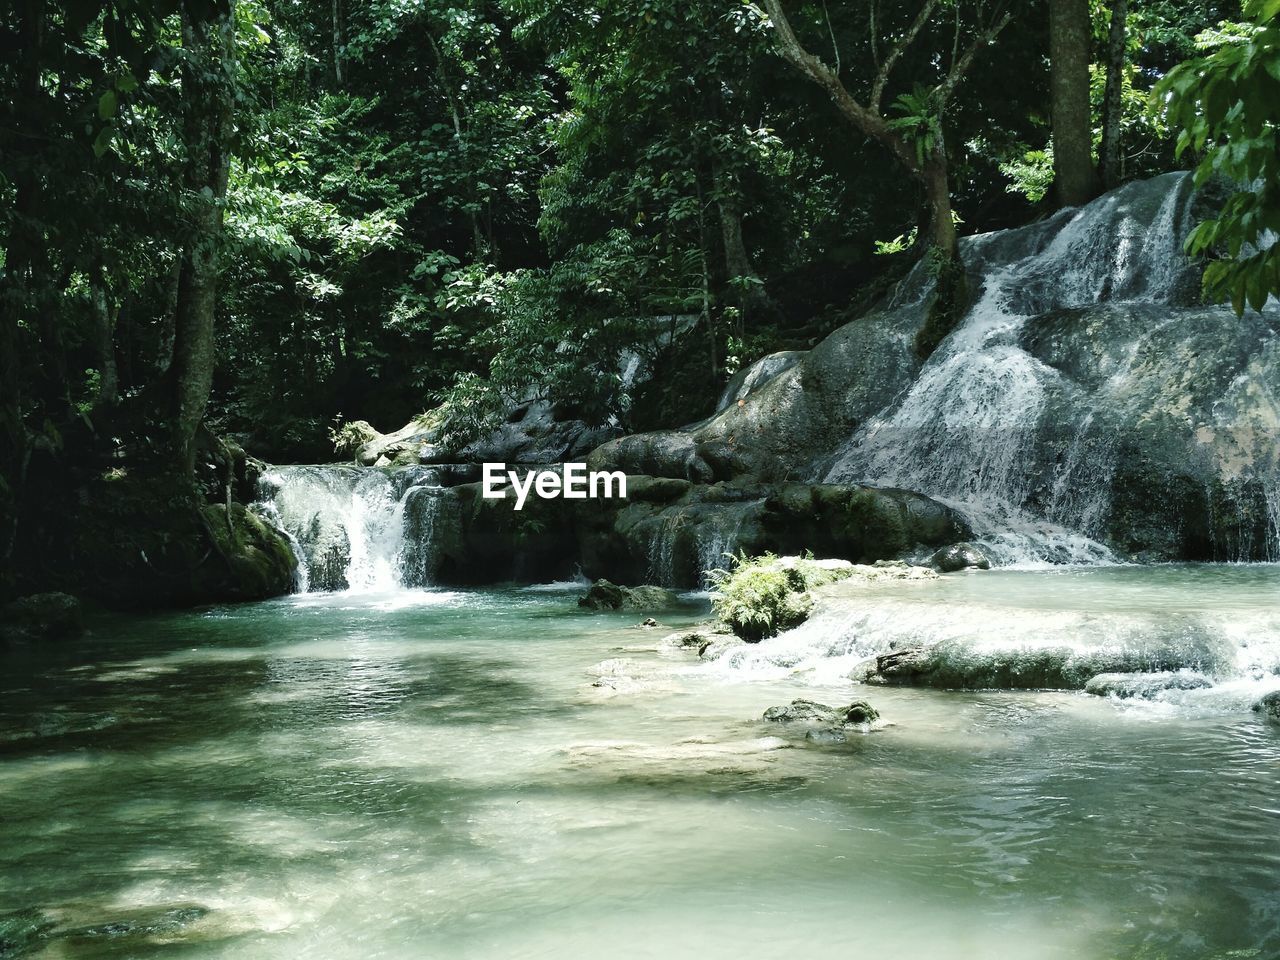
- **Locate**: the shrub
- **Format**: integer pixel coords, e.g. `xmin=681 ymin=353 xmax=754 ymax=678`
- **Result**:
xmin=710 ymin=553 xmax=852 ymax=642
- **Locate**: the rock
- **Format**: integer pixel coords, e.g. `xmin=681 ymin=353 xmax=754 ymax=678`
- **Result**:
xmin=661 ymin=629 xmax=718 ymax=650
xmin=763 ymin=698 xmax=880 ymax=728
xmin=697 ymin=636 xmax=746 ymax=660
xmin=842 ymin=700 xmax=880 ymax=724
xmin=930 ymin=542 xmax=992 ymax=572
xmin=1252 ymin=691 xmax=1280 ymax=723
xmin=862 ymin=636 xmax=1234 ymax=690
xmin=714 ymin=351 xmax=807 ymax=413
xmin=1084 ymin=670 xmax=1213 ymax=699
xmin=577 ymin=579 xmax=677 ymax=611
xmin=763 ymin=699 xmax=841 ymax=723
xmin=640 ymin=617 xmax=660 ymax=628
xmin=588 ymin=174 xmax=1279 ymax=563
xmin=331 ymin=419 xmax=379 ymax=459
xmin=576 ymin=475 xmax=968 ymax=588
xmin=0 ymin=592 xmax=83 ymax=642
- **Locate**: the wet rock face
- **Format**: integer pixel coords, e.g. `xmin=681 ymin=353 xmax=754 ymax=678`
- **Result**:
xmin=1084 ymin=671 xmax=1214 ymax=699
xmin=714 ymin=351 xmax=807 ymax=414
xmin=588 ymin=174 xmax=1280 ymax=564
xmin=575 ymin=478 xmax=968 ymax=589
xmin=588 ymin=307 xmax=922 ymax=485
xmin=930 ymin=542 xmax=992 ymax=572
xmin=1253 ymin=691 xmax=1280 ymax=723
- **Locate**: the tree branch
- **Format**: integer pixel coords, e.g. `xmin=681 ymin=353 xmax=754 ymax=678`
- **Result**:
xmin=934 ymin=5 xmax=1013 ymax=108
xmin=870 ymin=0 xmax=941 ymax=114
xmin=759 ymin=0 xmax=922 ymax=174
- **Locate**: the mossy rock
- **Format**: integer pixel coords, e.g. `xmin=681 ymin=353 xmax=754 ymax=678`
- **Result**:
xmin=711 ymin=554 xmax=854 ymax=642
xmin=578 ymin=579 xmax=678 ymax=611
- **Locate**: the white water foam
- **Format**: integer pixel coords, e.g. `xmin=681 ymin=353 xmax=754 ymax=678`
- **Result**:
xmin=825 ymin=176 xmax=1196 ymax=565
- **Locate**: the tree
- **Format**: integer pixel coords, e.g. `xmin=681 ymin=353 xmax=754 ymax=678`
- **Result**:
xmin=170 ymin=0 xmax=238 ymax=474
xmin=1158 ymin=0 xmax=1280 ymax=314
xmin=1049 ymin=0 xmax=1100 ymax=204
xmin=759 ymin=0 xmax=1012 ymax=353
xmin=1099 ymin=0 xmax=1129 ymax=189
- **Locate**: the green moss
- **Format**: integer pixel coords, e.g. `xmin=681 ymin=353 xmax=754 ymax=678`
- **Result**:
xmin=710 ymin=553 xmax=851 ymax=642
xmin=914 ymin=254 xmax=969 ymax=359
xmin=843 ymin=490 xmax=909 ymax=558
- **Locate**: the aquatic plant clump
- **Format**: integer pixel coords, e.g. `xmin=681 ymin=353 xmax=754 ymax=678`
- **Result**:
xmin=710 ymin=554 xmax=854 ymax=642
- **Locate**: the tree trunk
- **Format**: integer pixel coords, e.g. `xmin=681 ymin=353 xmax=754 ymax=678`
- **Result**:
xmin=155 ymin=256 xmax=182 ymax=377
xmin=171 ymin=0 xmax=236 ymax=474
xmin=1099 ymin=0 xmax=1127 ymax=190
xmin=1049 ymin=0 xmax=1099 ymax=206
xmin=90 ymin=266 xmax=118 ymax=407
xmin=715 ymin=182 xmax=775 ymax=327
xmin=0 ymin=0 xmax=47 ymax=585
xmin=922 ymin=158 xmax=958 ymax=261
xmin=913 ymin=154 xmax=967 ymax=358
xmin=331 ymin=0 xmax=343 ymax=86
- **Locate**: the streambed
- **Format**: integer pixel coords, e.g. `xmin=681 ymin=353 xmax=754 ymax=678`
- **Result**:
xmin=2 ymin=569 xmax=1279 ymax=959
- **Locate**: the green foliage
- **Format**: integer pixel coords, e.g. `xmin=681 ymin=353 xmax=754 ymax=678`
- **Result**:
xmin=709 ymin=552 xmax=852 ymax=641
xmin=1157 ymin=0 xmax=1280 ymax=314
xmin=329 ymin=419 xmax=378 ymax=458
xmin=888 ymin=88 xmax=943 ymax=167
xmin=1000 ymin=146 xmax=1057 ymax=203
xmin=874 ymin=229 xmax=918 ymax=256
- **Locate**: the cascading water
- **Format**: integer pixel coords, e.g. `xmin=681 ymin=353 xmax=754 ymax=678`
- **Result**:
xmin=825 ymin=172 xmax=1203 ymax=564
xmin=255 ymin=465 xmax=447 ymax=592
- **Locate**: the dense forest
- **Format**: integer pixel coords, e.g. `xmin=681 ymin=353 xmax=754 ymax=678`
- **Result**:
xmin=1 ymin=0 xmax=1278 ymax=605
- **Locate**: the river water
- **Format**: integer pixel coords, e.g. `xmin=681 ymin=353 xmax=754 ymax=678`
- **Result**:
xmin=3 ymin=570 xmax=1280 ymax=959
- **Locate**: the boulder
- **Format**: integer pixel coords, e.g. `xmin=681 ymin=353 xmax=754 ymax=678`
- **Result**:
xmin=930 ymin=542 xmax=992 ymax=572
xmin=577 ymin=579 xmax=678 ymax=611
xmin=1252 ymin=691 xmax=1280 ymax=723
xmin=575 ymin=478 xmax=968 ymax=588
xmin=1084 ymin=670 xmax=1213 ymax=699
xmin=0 ymin=592 xmax=83 ymax=642
xmin=714 ymin=351 xmax=807 ymax=413
xmin=863 ymin=635 xmax=1234 ymax=690
xmin=763 ymin=698 xmax=880 ymax=726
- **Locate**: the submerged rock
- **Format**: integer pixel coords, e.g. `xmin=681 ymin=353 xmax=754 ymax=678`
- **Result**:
xmin=1084 ymin=670 xmax=1213 ymax=699
xmin=661 ymin=628 xmax=720 ymax=649
xmin=1252 ymin=691 xmax=1280 ymax=723
xmin=0 ymin=592 xmax=83 ymax=642
xmin=930 ymin=542 xmax=992 ymax=572
xmin=763 ymin=699 xmax=840 ymax=723
xmin=863 ymin=635 xmax=1233 ymax=690
xmin=763 ymin=698 xmax=880 ymax=726
xmin=577 ymin=579 xmax=677 ymax=611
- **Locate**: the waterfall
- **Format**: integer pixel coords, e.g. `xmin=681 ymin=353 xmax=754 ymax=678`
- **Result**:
xmin=824 ymin=173 xmax=1200 ymax=565
xmin=255 ymin=465 xmax=446 ymax=592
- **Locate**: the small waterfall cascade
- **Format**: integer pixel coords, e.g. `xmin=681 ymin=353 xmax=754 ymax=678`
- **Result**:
xmin=254 ymin=465 xmax=448 ymax=592
xmin=825 ymin=172 xmax=1204 ymax=565
xmin=642 ymin=499 xmax=767 ymax=589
